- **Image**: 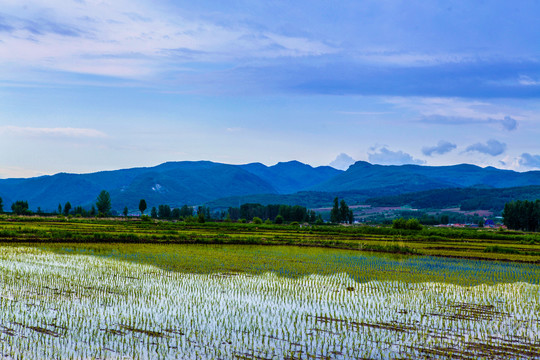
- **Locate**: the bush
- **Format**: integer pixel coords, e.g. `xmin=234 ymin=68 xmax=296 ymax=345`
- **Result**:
xmin=252 ymin=217 xmax=263 ymax=224
xmin=274 ymin=215 xmax=284 ymax=224
xmin=393 ymin=217 xmax=423 ymax=230
xmin=140 ymin=215 xmax=151 ymax=222
xmin=405 ymin=218 xmax=423 ymax=230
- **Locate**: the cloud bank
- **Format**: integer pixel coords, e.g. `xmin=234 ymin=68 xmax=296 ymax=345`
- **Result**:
xmin=368 ymin=147 xmax=425 ymax=166
xmin=519 ymin=153 xmax=540 ymax=169
xmin=329 ymin=153 xmax=355 ymax=170
xmin=422 ymin=115 xmax=518 ymax=131
xmin=465 ymin=139 xmax=506 ymax=156
xmin=422 ymin=140 xmax=457 ymax=156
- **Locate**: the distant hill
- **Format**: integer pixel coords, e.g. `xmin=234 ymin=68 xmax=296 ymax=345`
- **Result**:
xmin=365 ymin=185 xmax=540 ymax=211
xmin=0 ymin=161 xmax=277 ymax=212
xmin=312 ymin=161 xmax=540 ymax=193
xmin=2 ymin=160 xmax=540 ymax=213
xmin=0 ymin=160 xmax=340 ymax=212
xmin=240 ymin=161 xmax=341 ymax=194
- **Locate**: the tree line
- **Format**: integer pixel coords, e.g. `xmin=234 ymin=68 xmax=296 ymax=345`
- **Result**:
xmin=503 ymin=199 xmax=540 ymax=232
xmin=0 ymin=190 xmax=112 ymax=217
xmin=330 ymin=197 xmax=354 ymax=224
xmin=226 ymin=203 xmax=322 ymax=223
xmin=0 ymin=193 xmax=357 ymax=225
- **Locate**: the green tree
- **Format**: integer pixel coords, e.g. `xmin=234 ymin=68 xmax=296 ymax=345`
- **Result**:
xmin=0 ymin=196 xmax=3 ymax=212
xmin=180 ymin=205 xmax=194 ymax=218
xmin=95 ymin=190 xmax=111 ymax=216
xmin=63 ymin=201 xmax=72 ymax=216
xmin=339 ymin=199 xmax=350 ymax=224
xmin=405 ymin=218 xmax=423 ymax=230
xmin=197 ymin=211 xmax=205 ymax=223
xmin=330 ymin=197 xmax=340 ymax=223
xmin=158 ymin=204 xmax=171 ymax=218
xmin=252 ymin=217 xmax=263 ymax=224
xmin=440 ymin=214 xmax=449 ymax=225
xmin=503 ymin=199 xmax=540 ymax=231
xmin=123 ymin=206 xmax=129 ymax=217
xmin=392 ymin=218 xmax=407 ymax=229
xmin=150 ymin=206 xmax=157 ymax=219
xmin=58 ymin=203 xmax=62 ymax=215
xmin=11 ymin=200 xmax=30 ymax=215
xmin=274 ymin=214 xmax=284 ymax=224
xmin=90 ymin=205 xmax=96 ymax=217
xmin=138 ymin=199 xmax=147 ymax=215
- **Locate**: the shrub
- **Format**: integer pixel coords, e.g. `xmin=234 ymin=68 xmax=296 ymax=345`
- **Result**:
xmin=405 ymin=218 xmax=423 ymax=231
xmin=252 ymin=217 xmax=263 ymax=224
xmin=393 ymin=217 xmax=423 ymax=230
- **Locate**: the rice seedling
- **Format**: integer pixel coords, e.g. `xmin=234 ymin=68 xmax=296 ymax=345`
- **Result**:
xmin=0 ymin=244 xmax=538 ymax=359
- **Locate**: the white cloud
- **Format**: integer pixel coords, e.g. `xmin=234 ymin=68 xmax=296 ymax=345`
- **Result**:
xmin=421 ymin=114 xmax=518 ymax=131
xmin=0 ymin=1 xmax=336 ymax=79
xmin=421 ymin=141 xmax=456 ymax=156
xmin=386 ymin=97 xmax=526 ymax=132
xmin=0 ymin=126 xmax=107 ymax=138
xmin=519 ymin=153 xmax=540 ymax=169
xmin=465 ymin=139 xmax=506 ymax=156
xmin=368 ymin=146 xmax=425 ymax=165
xmin=329 ymin=153 xmax=355 ymax=170
xmin=518 ymin=75 xmax=540 ymax=86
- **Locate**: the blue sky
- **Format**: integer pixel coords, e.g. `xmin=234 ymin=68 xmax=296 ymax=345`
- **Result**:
xmin=1 ymin=0 xmax=540 ymax=177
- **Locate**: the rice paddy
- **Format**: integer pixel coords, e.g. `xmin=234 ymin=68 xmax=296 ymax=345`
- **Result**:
xmin=1 ymin=243 xmax=539 ymax=359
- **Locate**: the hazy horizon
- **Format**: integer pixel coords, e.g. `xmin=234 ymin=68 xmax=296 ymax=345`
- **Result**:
xmin=1 ymin=1 xmax=539 ymax=178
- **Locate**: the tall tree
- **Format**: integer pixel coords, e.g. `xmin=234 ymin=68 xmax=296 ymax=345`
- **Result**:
xmin=11 ymin=200 xmax=29 ymax=215
xmin=330 ymin=197 xmax=340 ymax=223
xmin=0 ymin=196 xmax=3 ymax=212
xmin=63 ymin=201 xmax=72 ymax=216
xmin=58 ymin=203 xmax=62 ymax=214
xmin=123 ymin=206 xmax=129 ymax=217
xmin=139 ymin=199 xmax=147 ymax=215
xmin=503 ymin=199 xmax=540 ymax=231
xmin=95 ymin=190 xmax=112 ymax=216
xmin=150 ymin=206 xmax=157 ymax=219
xmin=339 ymin=199 xmax=350 ymax=224
xmin=158 ymin=204 xmax=171 ymax=218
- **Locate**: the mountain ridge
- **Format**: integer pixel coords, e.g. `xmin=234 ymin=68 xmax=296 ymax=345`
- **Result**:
xmin=2 ymin=160 xmax=540 ymax=212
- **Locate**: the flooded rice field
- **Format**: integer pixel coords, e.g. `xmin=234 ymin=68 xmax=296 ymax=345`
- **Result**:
xmin=0 ymin=244 xmax=539 ymax=359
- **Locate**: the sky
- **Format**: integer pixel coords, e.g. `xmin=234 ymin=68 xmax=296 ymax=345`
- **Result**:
xmin=1 ymin=0 xmax=540 ymax=178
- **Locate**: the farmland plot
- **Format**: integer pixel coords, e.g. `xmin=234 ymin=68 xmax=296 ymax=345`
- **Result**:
xmin=0 ymin=244 xmax=539 ymax=359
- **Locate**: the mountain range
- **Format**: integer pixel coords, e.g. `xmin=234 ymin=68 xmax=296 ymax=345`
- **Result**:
xmin=1 ymin=160 xmax=540 ymax=212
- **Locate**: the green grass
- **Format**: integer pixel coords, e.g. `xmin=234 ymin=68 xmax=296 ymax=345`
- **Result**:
xmin=1 ymin=215 xmax=540 ymax=262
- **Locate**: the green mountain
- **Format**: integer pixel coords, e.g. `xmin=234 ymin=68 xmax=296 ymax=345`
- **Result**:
xmin=0 ymin=160 xmax=340 ymax=212
xmin=2 ymin=160 xmax=540 ymax=213
xmin=240 ymin=161 xmax=341 ymax=194
xmin=312 ymin=161 xmax=540 ymax=192
xmin=0 ymin=161 xmax=277 ymax=212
